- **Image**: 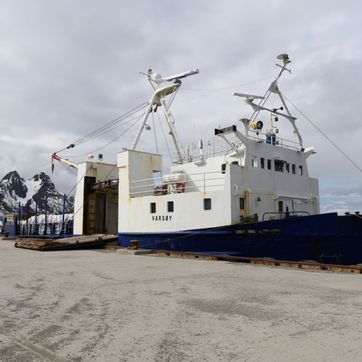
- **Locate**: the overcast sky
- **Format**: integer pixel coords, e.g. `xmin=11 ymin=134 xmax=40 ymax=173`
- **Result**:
xmin=0 ymin=0 xmax=361 ymax=213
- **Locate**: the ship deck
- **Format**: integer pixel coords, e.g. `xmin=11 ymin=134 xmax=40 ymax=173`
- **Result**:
xmin=1 ymin=238 xmax=362 ymax=361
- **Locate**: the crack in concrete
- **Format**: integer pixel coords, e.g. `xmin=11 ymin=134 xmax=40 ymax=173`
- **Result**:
xmin=0 ymin=332 xmax=73 ymax=362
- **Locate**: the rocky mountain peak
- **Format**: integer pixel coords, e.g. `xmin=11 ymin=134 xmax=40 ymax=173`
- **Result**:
xmin=0 ymin=170 xmax=72 ymax=214
xmin=2 ymin=170 xmax=21 ymax=182
xmin=0 ymin=171 xmax=27 ymax=199
xmin=33 ymin=172 xmax=51 ymax=184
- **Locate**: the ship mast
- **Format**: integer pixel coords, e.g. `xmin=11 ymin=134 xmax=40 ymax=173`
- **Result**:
xmin=234 ymin=54 xmax=303 ymax=149
xmin=131 ymin=68 xmax=199 ymax=163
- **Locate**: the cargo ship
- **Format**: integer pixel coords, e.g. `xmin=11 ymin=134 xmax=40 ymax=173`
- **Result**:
xmin=54 ymin=54 xmax=362 ymax=264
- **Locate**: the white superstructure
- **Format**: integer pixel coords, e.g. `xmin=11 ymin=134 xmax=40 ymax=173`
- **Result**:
xmin=72 ymin=54 xmax=319 ymax=235
xmin=116 ymin=55 xmax=319 ymax=234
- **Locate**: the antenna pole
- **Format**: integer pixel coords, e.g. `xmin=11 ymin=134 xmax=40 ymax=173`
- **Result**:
xmin=131 ymin=100 xmax=154 ymax=150
xmin=250 ymin=54 xmax=291 ymax=123
xmin=159 ymin=96 xmax=188 ymax=162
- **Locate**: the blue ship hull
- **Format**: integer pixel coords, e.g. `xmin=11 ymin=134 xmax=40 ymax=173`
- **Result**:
xmin=118 ymin=213 xmax=362 ymax=265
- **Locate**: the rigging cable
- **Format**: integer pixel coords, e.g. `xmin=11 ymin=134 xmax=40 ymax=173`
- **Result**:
xmin=166 ymin=86 xmax=179 ymax=109
xmin=68 ymin=110 xmax=146 ymax=158
xmin=151 ymin=111 xmax=159 ymax=154
xmin=156 ymin=110 xmax=173 ymax=163
xmin=70 ymin=111 xmax=146 ymax=158
xmin=54 ymin=102 xmax=148 ymax=155
xmin=285 ymin=96 xmax=362 ymax=174
xmin=53 ymin=106 xmax=147 ymax=199
xmin=73 ymin=102 xmax=148 ymax=147
xmin=67 ymin=107 xmax=148 ymax=155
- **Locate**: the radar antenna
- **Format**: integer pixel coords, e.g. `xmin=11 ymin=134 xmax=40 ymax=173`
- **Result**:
xmin=140 ymin=69 xmax=199 ymax=86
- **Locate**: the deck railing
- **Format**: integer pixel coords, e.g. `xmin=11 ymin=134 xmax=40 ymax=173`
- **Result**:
xmin=129 ymin=171 xmax=225 ymax=197
xmin=248 ymin=129 xmax=301 ymax=151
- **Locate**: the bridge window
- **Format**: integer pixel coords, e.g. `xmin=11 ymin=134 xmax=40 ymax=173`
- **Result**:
xmin=274 ymin=160 xmax=284 ymax=172
xmin=167 ymin=201 xmax=174 ymax=212
xmin=286 ymin=163 xmax=290 ymax=173
xmin=260 ymin=157 xmax=265 ymax=169
xmin=299 ymin=165 xmax=303 ymax=175
xmin=292 ymin=164 xmax=296 ymax=174
xmin=150 ymin=202 xmax=156 ymax=214
xmin=221 ymin=163 xmax=226 ymax=174
xmin=267 ymin=159 xmax=272 ymax=170
xmin=204 ymin=198 xmax=212 ymax=210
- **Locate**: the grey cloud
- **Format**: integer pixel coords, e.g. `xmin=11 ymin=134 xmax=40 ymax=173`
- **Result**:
xmin=0 ymin=0 xmax=361 ymax=213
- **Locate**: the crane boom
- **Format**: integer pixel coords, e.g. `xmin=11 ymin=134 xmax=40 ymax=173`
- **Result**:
xmin=51 ymin=153 xmax=78 ymax=173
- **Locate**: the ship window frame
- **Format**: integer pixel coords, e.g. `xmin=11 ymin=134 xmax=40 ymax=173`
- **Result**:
xmin=267 ymin=159 xmax=272 ymax=170
xmin=299 ymin=165 xmax=303 ymax=176
xmin=221 ymin=163 xmax=226 ymax=174
xmin=167 ymin=201 xmax=174 ymax=212
xmin=274 ymin=160 xmax=284 ymax=172
xmin=203 ymin=198 xmax=212 ymax=210
xmin=150 ymin=202 xmax=156 ymax=214
xmin=260 ymin=157 xmax=265 ymax=169
xmin=240 ymin=197 xmax=245 ymax=209
xmin=286 ymin=162 xmax=290 ymax=173
xmin=292 ymin=164 xmax=296 ymax=174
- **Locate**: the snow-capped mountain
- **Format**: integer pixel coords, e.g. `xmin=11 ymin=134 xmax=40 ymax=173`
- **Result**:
xmin=0 ymin=171 xmax=72 ymax=214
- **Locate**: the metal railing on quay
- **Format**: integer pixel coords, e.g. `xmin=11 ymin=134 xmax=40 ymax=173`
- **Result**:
xmin=18 ymin=220 xmax=74 ymax=237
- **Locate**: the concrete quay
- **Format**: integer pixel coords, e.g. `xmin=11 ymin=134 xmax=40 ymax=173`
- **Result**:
xmin=0 ymin=239 xmax=362 ymax=361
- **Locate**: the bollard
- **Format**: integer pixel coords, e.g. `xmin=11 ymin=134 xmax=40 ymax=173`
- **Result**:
xmin=130 ymin=240 xmax=139 ymax=250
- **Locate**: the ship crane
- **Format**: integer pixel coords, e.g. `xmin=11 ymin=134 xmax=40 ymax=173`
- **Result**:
xmin=51 ymin=152 xmax=78 ymax=173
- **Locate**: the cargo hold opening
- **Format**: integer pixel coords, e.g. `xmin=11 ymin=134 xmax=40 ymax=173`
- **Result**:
xmin=83 ymin=176 xmax=118 ymax=235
